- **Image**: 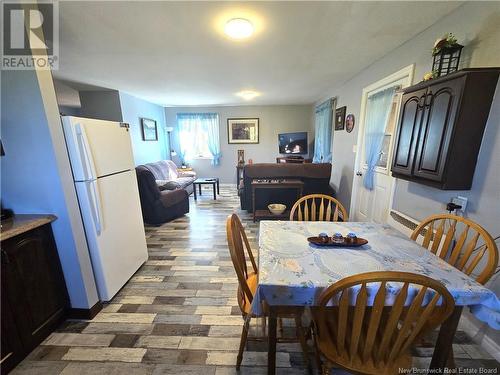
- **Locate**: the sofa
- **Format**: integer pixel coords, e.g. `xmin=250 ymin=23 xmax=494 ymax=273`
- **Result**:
xmin=135 ymin=165 xmax=189 ymax=225
xmin=135 ymin=160 xmax=196 ymax=225
xmin=239 ymin=163 xmax=335 ymax=212
xmin=142 ymin=160 xmax=196 ymax=195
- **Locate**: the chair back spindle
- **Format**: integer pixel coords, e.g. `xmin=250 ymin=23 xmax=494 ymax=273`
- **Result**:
xmin=411 ymin=214 xmax=498 ymax=284
xmin=290 ymin=194 xmax=348 ymax=222
xmin=312 ymin=271 xmax=454 ymax=374
xmin=226 ymin=214 xmax=258 ymax=314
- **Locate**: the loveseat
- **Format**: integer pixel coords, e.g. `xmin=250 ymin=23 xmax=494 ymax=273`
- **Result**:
xmin=143 ymin=160 xmax=196 ymax=195
xmin=135 ymin=166 xmax=189 ymax=224
xmin=239 ymin=163 xmax=335 ymax=212
xmin=135 ymin=160 xmax=196 ymax=224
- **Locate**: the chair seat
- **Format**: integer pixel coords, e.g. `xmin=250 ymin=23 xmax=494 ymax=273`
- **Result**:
xmin=316 ymin=336 xmax=412 ymax=375
xmin=238 ymin=272 xmax=258 ymax=315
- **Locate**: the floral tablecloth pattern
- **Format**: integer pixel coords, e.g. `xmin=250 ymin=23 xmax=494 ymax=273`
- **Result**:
xmin=252 ymin=221 xmax=500 ymax=329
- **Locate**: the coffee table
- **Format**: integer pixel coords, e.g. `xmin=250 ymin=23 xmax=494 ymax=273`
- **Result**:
xmin=193 ymin=178 xmax=219 ymax=201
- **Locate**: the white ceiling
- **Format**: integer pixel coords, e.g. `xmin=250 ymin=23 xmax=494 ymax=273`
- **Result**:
xmin=54 ymin=1 xmax=463 ymax=106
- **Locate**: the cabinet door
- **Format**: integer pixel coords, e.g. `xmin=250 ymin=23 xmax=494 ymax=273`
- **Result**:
xmin=1 ymin=253 xmax=26 ymax=374
xmin=2 ymin=225 xmax=68 ymax=349
xmin=391 ymin=88 xmax=426 ymax=176
xmin=413 ymin=77 xmax=464 ymax=181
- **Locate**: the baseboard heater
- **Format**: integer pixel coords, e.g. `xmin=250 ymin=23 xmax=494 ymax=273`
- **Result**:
xmin=387 ymin=209 xmax=427 ymax=237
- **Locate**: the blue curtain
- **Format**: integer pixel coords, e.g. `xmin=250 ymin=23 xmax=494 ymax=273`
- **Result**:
xmin=177 ymin=113 xmax=221 ymax=166
xmin=313 ymin=99 xmax=333 ymax=163
xmin=203 ymin=114 xmax=221 ymax=166
xmin=363 ymin=87 xmax=396 ymax=190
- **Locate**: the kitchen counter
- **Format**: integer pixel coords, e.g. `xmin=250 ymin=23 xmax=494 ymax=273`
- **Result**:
xmin=1 ymin=214 xmax=57 ymax=241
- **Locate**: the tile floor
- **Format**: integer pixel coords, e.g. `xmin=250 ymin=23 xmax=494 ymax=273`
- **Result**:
xmin=12 ymin=185 xmax=499 ymax=374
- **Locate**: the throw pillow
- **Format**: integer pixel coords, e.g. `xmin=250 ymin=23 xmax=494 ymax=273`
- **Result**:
xmin=156 ymin=180 xmax=181 ymax=191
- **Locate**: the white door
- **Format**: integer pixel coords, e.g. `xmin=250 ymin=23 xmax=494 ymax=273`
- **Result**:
xmin=62 ymin=116 xmax=135 ymax=180
xmin=75 ymin=170 xmax=148 ymax=301
xmin=354 ymin=96 xmax=400 ymax=223
xmin=351 ymin=65 xmax=414 ymax=223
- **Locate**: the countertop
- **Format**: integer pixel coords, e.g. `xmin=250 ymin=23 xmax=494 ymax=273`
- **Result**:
xmin=1 ymin=214 xmax=57 ymax=241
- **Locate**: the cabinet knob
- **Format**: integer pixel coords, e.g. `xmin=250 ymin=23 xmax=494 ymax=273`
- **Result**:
xmin=356 ymin=171 xmax=363 ymax=176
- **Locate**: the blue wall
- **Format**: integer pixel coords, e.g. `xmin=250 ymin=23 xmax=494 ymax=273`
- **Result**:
xmin=1 ymin=69 xmax=99 ymax=309
xmin=119 ymin=92 xmax=169 ymax=165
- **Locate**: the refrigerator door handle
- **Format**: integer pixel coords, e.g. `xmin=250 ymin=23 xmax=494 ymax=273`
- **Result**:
xmin=86 ymin=180 xmax=103 ymax=235
xmin=75 ymin=123 xmax=97 ymax=181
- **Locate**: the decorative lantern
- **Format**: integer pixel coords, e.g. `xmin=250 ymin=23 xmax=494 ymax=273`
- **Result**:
xmin=432 ymin=45 xmax=463 ymax=77
xmin=431 ymin=33 xmax=463 ymax=77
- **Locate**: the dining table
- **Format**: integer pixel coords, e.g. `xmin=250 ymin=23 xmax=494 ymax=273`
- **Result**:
xmin=252 ymin=221 xmax=500 ymax=375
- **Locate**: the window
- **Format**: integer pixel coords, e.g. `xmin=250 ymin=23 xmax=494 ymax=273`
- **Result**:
xmin=177 ymin=113 xmax=220 ymax=163
xmin=375 ymin=94 xmax=400 ymax=169
xmin=362 ymin=85 xmax=402 ymax=170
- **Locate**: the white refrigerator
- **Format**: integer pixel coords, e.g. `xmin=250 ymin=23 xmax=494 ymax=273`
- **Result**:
xmin=62 ymin=116 xmax=148 ymax=301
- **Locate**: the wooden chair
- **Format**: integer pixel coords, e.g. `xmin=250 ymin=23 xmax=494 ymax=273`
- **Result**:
xmin=411 ymin=214 xmax=498 ymax=284
xmin=226 ymin=214 xmax=311 ymax=370
xmin=311 ymin=271 xmax=455 ymax=375
xmin=290 ymin=194 xmax=348 ymax=222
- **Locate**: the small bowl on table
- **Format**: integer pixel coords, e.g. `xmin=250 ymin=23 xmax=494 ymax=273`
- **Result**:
xmin=268 ymin=204 xmax=286 ymax=216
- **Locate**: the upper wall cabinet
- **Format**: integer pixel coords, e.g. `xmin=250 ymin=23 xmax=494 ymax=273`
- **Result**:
xmin=391 ymin=68 xmax=499 ymax=190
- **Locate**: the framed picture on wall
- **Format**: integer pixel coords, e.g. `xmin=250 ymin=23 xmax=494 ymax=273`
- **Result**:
xmin=335 ymin=106 xmax=346 ymax=130
xmin=345 ymin=113 xmax=355 ymax=133
xmin=141 ymin=118 xmax=158 ymax=141
xmin=227 ymin=118 xmax=259 ymax=144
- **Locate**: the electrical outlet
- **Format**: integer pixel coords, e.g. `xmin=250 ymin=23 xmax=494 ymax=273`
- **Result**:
xmin=451 ymin=196 xmax=468 ymax=212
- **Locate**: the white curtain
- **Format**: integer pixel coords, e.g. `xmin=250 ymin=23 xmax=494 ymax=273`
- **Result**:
xmin=363 ymin=87 xmax=396 ymax=190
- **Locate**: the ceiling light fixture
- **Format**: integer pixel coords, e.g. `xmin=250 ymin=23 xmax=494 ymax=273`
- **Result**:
xmin=224 ymin=18 xmax=254 ymax=40
xmin=236 ymin=90 xmax=261 ymax=101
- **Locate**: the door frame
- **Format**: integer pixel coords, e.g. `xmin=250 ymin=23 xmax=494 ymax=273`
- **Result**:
xmin=349 ymin=64 xmax=415 ymax=220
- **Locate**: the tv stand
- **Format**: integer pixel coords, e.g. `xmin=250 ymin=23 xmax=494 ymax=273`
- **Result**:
xmin=276 ymin=156 xmax=312 ymax=164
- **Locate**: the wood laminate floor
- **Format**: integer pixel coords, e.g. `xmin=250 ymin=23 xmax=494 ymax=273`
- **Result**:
xmin=12 ymin=186 xmax=498 ymax=374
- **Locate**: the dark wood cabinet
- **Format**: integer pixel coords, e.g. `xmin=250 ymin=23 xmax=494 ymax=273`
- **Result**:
xmin=1 ymin=262 xmax=25 ymax=372
xmin=1 ymin=219 xmax=69 ymax=374
xmin=391 ymin=68 xmax=499 ymax=189
xmin=412 ymin=77 xmax=464 ymax=182
xmin=392 ymin=88 xmax=427 ymax=177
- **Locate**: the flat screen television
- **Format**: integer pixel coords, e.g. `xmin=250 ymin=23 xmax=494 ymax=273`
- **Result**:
xmin=278 ymin=132 xmax=308 ymax=155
